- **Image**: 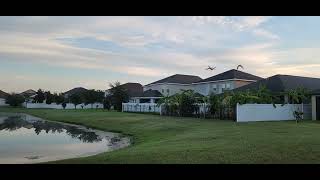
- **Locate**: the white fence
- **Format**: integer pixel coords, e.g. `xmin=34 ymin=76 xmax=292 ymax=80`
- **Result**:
xmin=23 ymin=102 xmax=103 ymax=109
xmin=236 ymin=103 xmax=312 ymax=122
xmin=122 ymin=103 xmax=161 ymax=113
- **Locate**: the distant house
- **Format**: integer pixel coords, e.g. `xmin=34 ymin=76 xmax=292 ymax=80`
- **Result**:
xmin=192 ymin=69 xmax=263 ymax=96
xmin=105 ymin=83 xmax=143 ymax=100
xmin=0 ymin=90 xmax=9 ymax=106
xmin=143 ymin=74 xmax=202 ymax=96
xmin=20 ymin=89 xmax=37 ymax=103
xmin=20 ymin=89 xmax=37 ymax=97
xmin=131 ymin=89 xmax=163 ymax=103
xmin=63 ymin=87 xmax=88 ymax=99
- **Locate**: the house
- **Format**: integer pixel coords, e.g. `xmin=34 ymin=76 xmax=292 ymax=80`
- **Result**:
xmin=105 ymin=83 xmax=143 ymax=101
xmin=143 ymin=74 xmax=202 ymax=96
xmin=192 ymin=69 xmax=263 ymax=96
xmin=0 ymin=90 xmax=9 ymax=106
xmin=235 ymin=74 xmax=320 ymax=103
xmin=234 ymin=74 xmax=320 ymax=121
xmin=131 ymin=89 xmax=163 ymax=103
xmin=20 ymin=89 xmax=37 ymax=102
xmin=309 ymin=89 xmax=320 ymax=120
xmin=63 ymin=87 xmax=88 ymax=99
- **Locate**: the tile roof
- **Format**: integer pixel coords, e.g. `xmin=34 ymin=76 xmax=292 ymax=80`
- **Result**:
xmin=145 ymin=74 xmax=202 ymax=86
xmin=197 ymin=69 xmax=263 ymax=83
xmin=234 ymin=74 xmax=320 ymax=93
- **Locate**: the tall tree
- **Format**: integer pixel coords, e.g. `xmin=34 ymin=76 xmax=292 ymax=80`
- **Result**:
xmin=45 ymin=91 xmax=54 ymax=104
xmin=69 ymin=93 xmax=83 ymax=109
xmin=82 ymin=89 xmax=97 ymax=108
xmin=108 ymin=82 xmax=129 ymax=111
xmin=34 ymin=89 xmax=45 ymax=103
xmin=54 ymin=93 xmax=65 ymax=105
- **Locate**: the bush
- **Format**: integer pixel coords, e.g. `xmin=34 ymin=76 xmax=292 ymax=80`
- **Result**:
xmin=5 ymin=93 xmax=25 ymax=107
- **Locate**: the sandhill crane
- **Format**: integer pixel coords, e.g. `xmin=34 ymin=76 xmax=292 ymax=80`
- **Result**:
xmin=206 ymin=66 xmax=216 ymax=71
xmin=237 ymin=65 xmax=244 ymax=70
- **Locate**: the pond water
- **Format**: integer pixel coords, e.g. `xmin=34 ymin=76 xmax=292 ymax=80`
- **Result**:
xmin=0 ymin=112 xmax=130 ymax=164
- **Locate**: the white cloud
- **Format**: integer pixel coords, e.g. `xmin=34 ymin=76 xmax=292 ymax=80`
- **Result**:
xmin=6 ymin=16 xmax=320 ymax=92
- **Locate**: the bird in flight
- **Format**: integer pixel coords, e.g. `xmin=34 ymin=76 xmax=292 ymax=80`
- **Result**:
xmin=206 ymin=66 xmax=216 ymax=71
xmin=237 ymin=65 xmax=244 ymax=70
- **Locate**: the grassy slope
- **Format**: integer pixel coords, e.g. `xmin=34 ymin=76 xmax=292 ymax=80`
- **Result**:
xmin=1 ymin=107 xmax=320 ymax=164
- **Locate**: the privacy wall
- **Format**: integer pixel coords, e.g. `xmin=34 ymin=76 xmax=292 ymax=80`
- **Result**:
xmin=236 ymin=103 xmax=312 ymax=122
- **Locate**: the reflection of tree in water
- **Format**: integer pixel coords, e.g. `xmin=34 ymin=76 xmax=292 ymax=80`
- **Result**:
xmin=0 ymin=116 xmax=102 ymax=143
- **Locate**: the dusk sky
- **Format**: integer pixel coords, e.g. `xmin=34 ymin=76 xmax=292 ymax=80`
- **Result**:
xmin=1 ymin=16 xmax=320 ymax=93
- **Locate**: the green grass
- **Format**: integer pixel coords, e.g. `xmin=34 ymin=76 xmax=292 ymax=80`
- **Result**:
xmin=1 ymin=107 xmax=320 ymax=164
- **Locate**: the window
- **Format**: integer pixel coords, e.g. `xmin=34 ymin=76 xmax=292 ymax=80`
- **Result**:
xmin=167 ymin=89 xmax=170 ymax=93
xmin=226 ymin=83 xmax=231 ymax=89
xmin=162 ymin=89 xmax=164 ymax=93
xmin=212 ymin=84 xmax=217 ymax=91
xmin=221 ymin=83 xmax=226 ymax=92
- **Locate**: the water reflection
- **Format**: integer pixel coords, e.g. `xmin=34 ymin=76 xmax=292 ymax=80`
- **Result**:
xmin=0 ymin=116 xmax=101 ymax=143
xmin=0 ymin=113 xmax=130 ymax=164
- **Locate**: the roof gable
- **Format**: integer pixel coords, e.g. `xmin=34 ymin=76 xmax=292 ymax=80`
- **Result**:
xmin=146 ymin=74 xmax=202 ymax=86
xmin=119 ymin=83 xmax=143 ymax=97
xmin=0 ymin=90 xmax=8 ymax=98
xmin=197 ymin=69 xmax=263 ymax=83
xmin=64 ymin=87 xmax=88 ymax=95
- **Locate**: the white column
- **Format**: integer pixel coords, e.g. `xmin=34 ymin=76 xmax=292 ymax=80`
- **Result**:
xmin=150 ymin=98 xmax=155 ymax=103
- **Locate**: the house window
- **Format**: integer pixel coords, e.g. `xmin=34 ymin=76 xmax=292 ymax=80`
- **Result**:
xmin=212 ymin=84 xmax=217 ymax=91
xmin=226 ymin=83 xmax=231 ymax=89
xmin=167 ymin=89 xmax=170 ymax=94
xmin=221 ymin=83 xmax=226 ymax=92
xmin=162 ymin=89 xmax=164 ymax=93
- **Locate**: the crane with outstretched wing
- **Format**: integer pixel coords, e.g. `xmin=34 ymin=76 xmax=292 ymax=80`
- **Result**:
xmin=206 ymin=66 xmax=216 ymax=71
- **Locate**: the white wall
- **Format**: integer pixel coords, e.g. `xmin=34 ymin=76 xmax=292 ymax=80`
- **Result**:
xmin=24 ymin=102 xmax=103 ymax=109
xmin=122 ymin=103 xmax=161 ymax=113
xmin=0 ymin=98 xmax=9 ymax=106
xmin=237 ymin=103 xmax=312 ymax=122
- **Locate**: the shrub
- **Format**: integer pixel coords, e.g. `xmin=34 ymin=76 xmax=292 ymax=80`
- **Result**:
xmin=5 ymin=93 xmax=25 ymax=107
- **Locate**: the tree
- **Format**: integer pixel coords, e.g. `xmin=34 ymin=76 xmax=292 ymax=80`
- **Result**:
xmin=108 ymin=82 xmax=129 ymax=111
xmin=284 ymin=87 xmax=310 ymax=123
xmin=61 ymin=102 xmax=67 ymax=109
xmin=82 ymin=89 xmax=104 ymax=109
xmin=34 ymin=89 xmax=45 ymax=103
xmin=69 ymin=93 xmax=83 ymax=109
xmin=45 ymin=91 xmax=54 ymax=104
xmin=103 ymin=96 xmax=111 ymax=110
xmin=53 ymin=93 xmax=65 ymax=104
xmin=157 ymin=90 xmax=201 ymax=117
xmin=5 ymin=93 xmax=25 ymax=107
xmin=206 ymin=93 xmax=222 ymax=118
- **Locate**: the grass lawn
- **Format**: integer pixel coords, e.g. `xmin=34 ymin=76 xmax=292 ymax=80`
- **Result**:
xmin=1 ymin=107 xmax=320 ymax=164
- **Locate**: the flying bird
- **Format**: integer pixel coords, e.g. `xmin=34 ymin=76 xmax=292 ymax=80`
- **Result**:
xmin=206 ymin=66 xmax=216 ymax=71
xmin=237 ymin=65 xmax=244 ymax=70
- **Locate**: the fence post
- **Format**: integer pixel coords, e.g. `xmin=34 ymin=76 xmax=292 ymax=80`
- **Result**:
xmin=302 ymin=103 xmax=304 ymax=120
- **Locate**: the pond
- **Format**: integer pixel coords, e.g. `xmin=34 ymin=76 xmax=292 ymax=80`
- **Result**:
xmin=0 ymin=112 xmax=130 ymax=164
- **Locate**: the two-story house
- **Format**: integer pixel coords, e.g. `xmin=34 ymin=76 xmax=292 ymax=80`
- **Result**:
xmin=192 ymin=69 xmax=263 ymax=96
xmin=143 ymin=74 xmax=203 ymax=96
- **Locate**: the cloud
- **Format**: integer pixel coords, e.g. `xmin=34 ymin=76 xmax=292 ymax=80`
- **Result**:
xmin=4 ymin=16 xmax=320 ymax=92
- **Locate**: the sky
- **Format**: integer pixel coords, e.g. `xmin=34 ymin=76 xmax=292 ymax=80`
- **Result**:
xmin=1 ymin=16 xmax=320 ymax=93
